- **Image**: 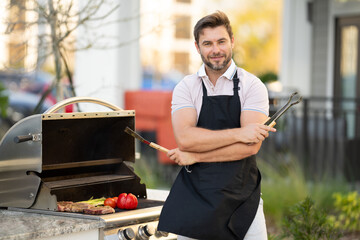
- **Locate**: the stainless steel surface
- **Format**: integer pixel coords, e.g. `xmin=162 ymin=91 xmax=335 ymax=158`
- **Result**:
xmin=118 ymin=227 xmax=135 ymax=240
xmin=137 ymin=224 xmax=155 ymax=239
xmin=265 ymin=92 xmax=302 ymax=126
xmin=125 ymin=127 xmax=149 ymax=144
xmin=104 ymin=221 xmax=177 ymax=240
xmin=44 ymin=96 xmax=124 ymax=113
xmin=0 ymin=114 xmax=42 ymax=208
xmin=101 ymin=206 xmax=162 ymax=229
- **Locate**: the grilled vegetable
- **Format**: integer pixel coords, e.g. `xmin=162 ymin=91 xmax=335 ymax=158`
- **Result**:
xmin=104 ymin=198 xmax=117 ymax=208
xmin=78 ymin=197 xmax=106 ymax=206
xmin=117 ymin=193 xmax=138 ymax=210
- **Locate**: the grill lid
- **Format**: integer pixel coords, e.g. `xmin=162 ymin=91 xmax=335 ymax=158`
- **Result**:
xmin=0 ymin=115 xmax=42 ymax=208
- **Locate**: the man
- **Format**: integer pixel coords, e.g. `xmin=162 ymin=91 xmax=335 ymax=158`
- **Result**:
xmin=158 ymin=11 xmax=276 ymax=240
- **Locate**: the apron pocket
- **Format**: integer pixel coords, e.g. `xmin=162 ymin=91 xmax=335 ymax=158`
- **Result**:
xmin=197 ymin=162 xmax=240 ymax=191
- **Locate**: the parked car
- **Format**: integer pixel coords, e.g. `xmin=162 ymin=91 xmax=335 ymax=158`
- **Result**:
xmin=0 ymin=89 xmax=53 ymax=140
xmin=0 ymin=69 xmax=74 ymax=109
xmin=0 ymin=70 xmax=53 ymax=92
xmin=0 ymin=70 xmax=74 ymax=140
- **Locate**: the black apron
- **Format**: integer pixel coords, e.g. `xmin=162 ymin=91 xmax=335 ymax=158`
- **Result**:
xmin=158 ymin=71 xmax=261 ymax=240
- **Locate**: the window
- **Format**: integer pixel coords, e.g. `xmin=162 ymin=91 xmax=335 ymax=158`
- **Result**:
xmin=174 ymin=52 xmax=189 ymax=74
xmin=8 ymin=43 xmax=27 ymax=68
xmin=334 ymin=16 xmax=360 ymax=138
xmin=175 ymin=15 xmax=191 ymax=39
xmin=8 ymin=0 xmax=26 ymax=68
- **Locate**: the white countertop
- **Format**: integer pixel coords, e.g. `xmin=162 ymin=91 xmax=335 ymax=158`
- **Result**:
xmin=146 ymin=189 xmax=170 ymax=202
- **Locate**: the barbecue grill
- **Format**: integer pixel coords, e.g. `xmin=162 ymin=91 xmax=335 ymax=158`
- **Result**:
xmin=0 ymin=97 xmax=175 ymax=240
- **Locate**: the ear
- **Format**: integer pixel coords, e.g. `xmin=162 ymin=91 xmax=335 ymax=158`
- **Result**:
xmin=195 ymin=41 xmax=201 ymax=54
xmin=231 ymin=36 xmax=235 ymax=49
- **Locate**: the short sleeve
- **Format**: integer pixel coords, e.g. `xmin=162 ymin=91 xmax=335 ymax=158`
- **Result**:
xmin=242 ymin=75 xmax=269 ymax=116
xmin=171 ymin=78 xmax=196 ymax=114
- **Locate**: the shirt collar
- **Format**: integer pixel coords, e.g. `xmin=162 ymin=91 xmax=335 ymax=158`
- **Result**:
xmin=197 ymin=60 xmax=237 ymax=81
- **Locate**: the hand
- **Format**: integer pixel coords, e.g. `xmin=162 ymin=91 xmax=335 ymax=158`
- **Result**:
xmin=167 ymin=148 xmax=198 ymax=166
xmin=238 ymin=124 xmax=276 ymax=144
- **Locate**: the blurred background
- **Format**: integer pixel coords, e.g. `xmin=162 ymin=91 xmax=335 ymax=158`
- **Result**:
xmin=0 ymin=0 xmax=360 ymax=238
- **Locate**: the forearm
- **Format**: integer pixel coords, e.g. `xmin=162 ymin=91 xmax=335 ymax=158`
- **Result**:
xmin=172 ymin=108 xmax=274 ymax=153
xmin=175 ymin=126 xmax=240 ymax=152
xmin=194 ymin=142 xmax=262 ymax=163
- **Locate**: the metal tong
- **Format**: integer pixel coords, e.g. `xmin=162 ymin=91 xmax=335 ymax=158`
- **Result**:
xmin=264 ymin=92 xmax=302 ymax=127
xmin=124 ymin=127 xmax=169 ymax=153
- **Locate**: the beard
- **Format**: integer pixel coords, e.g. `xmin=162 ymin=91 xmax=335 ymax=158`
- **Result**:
xmin=201 ymin=52 xmax=232 ymax=71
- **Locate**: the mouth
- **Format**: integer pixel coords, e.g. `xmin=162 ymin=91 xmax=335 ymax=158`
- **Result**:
xmin=209 ymin=55 xmax=225 ymax=62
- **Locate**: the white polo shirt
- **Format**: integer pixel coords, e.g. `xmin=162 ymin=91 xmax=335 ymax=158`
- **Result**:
xmin=171 ymin=60 xmax=269 ymax=119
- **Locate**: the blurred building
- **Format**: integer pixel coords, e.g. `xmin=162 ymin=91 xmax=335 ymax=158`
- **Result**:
xmin=281 ymin=0 xmax=360 ymax=137
xmin=0 ymin=0 xmax=236 ymax=109
xmin=0 ymin=1 xmax=38 ymax=70
xmin=275 ymin=0 xmax=360 ymax=181
xmin=139 ymin=0 xmax=231 ymax=90
xmin=0 ymin=0 xmax=270 ymax=93
xmin=281 ymin=0 xmax=360 ymax=100
xmin=74 ymin=0 xmax=141 ymax=111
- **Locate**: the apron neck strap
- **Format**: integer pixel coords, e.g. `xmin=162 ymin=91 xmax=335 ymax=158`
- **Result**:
xmin=201 ymin=79 xmax=208 ymax=97
xmin=232 ymin=70 xmax=240 ymax=95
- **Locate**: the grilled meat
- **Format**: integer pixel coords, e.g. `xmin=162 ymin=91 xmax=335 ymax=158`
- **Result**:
xmin=57 ymin=201 xmax=73 ymax=212
xmin=57 ymin=201 xmax=115 ymax=215
xmin=70 ymin=202 xmax=93 ymax=213
xmin=83 ymin=206 xmax=115 ymax=215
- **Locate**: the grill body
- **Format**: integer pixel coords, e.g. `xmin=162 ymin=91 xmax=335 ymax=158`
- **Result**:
xmin=0 ymin=97 xmax=176 ymax=239
xmin=0 ymin=114 xmax=42 ymax=208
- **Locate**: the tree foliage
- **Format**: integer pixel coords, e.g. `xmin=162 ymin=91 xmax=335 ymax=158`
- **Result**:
xmin=230 ymin=0 xmax=281 ymax=77
xmin=0 ymin=82 xmax=8 ymax=117
xmin=281 ymin=197 xmax=343 ymax=240
xmin=328 ymin=191 xmax=360 ymax=232
xmin=4 ymin=0 xmax=121 ymax=111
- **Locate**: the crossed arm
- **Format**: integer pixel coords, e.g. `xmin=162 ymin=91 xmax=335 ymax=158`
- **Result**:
xmin=167 ymin=107 xmax=276 ymax=166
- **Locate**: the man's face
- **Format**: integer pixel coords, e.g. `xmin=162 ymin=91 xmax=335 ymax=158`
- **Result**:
xmin=195 ymin=26 xmax=234 ymax=72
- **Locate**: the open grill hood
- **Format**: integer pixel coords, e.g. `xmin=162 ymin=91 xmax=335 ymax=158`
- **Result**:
xmin=0 ymin=97 xmax=146 ymax=211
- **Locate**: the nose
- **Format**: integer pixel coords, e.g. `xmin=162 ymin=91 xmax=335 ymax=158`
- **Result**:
xmin=212 ymin=43 xmax=221 ymax=53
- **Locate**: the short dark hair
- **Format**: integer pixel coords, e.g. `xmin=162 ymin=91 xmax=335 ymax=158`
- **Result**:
xmin=193 ymin=11 xmax=233 ymax=44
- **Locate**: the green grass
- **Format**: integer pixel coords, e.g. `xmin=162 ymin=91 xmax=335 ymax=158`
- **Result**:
xmin=258 ymin=152 xmax=351 ymax=227
xmin=133 ymin=154 xmax=168 ymax=189
xmin=259 ymin=155 xmax=307 ymax=225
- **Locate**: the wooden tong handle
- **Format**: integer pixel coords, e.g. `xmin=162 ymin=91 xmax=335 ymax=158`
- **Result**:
xmin=263 ymin=117 xmax=276 ymax=128
xmin=149 ymin=142 xmax=169 ymax=153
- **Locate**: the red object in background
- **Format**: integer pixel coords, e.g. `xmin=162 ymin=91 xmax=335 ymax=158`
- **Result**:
xmin=43 ymin=84 xmax=74 ymax=113
xmin=125 ymin=91 xmax=177 ymax=164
